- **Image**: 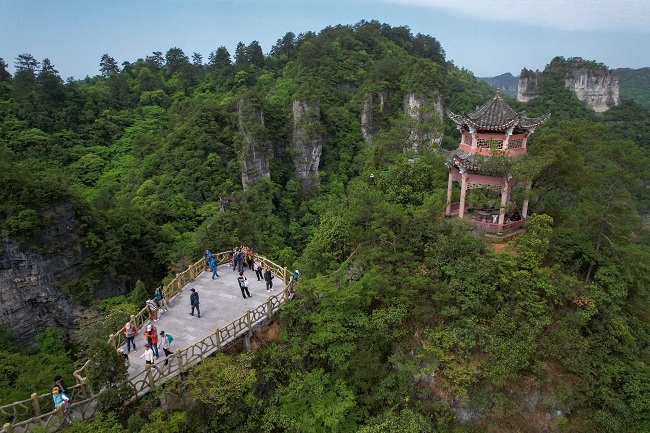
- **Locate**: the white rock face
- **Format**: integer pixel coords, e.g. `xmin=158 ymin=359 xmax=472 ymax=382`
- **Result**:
xmin=361 ymin=91 xmax=389 ymax=142
xmin=238 ymin=98 xmax=271 ymax=190
xmin=517 ymin=71 xmax=542 ymax=103
xmin=291 ymin=99 xmax=323 ymax=189
xmin=517 ymin=65 xmax=620 ymax=112
xmin=564 ymin=68 xmax=620 ymax=113
xmin=402 ymin=91 xmax=444 ymax=150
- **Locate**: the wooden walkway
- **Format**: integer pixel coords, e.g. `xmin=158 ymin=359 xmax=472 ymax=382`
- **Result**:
xmin=1 ymin=255 xmax=292 ymax=433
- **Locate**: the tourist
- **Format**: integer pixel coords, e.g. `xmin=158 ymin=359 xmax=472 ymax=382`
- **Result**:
xmin=190 ymin=288 xmax=201 ymax=318
xmin=154 ymin=287 xmax=169 ymax=312
xmin=51 ymin=375 xmax=68 ymax=396
xmin=143 ymin=324 xmax=159 ymax=358
xmin=123 ymin=321 xmax=137 ymax=352
xmin=141 ymin=343 xmax=155 ymax=365
xmin=210 ymin=256 xmax=219 ymax=279
xmin=254 ymin=259 xmax=263 ymax=281
xmin=159 ymin=330 xmax=174 ymax=365
xmin=237 ymin=271 xmax=251 ymax=299
xmin=292 ymin=269 xmax=300 ymax=281
xmin=146 ymin=298 xmax=159 ymax=322
xmin=264 ymin=267 xmax=274 ymax=291
xmin=51 ymin=386 xmax=73 ymax=424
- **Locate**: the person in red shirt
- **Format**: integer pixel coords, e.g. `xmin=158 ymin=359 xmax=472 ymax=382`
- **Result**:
xmin=143 ymin=324 xmax=159 ymax=358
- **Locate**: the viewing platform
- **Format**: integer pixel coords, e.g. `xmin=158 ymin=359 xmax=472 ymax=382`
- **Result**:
xmin=1 ymin=253 xmax=295 ymax=433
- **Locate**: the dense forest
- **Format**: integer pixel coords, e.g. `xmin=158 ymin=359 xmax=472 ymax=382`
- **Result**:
xmin=1 ymin=20 xmax=650 ymax=432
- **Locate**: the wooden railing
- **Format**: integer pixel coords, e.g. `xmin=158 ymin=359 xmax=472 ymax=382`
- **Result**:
xmin=1 ymin=252 xmax=293 ymax=433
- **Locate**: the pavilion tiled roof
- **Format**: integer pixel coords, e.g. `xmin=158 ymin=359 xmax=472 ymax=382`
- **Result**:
xmin=447 ymin=92 xmax=550 ymax=132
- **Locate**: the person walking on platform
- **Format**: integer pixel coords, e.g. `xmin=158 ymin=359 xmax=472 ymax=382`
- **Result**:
xmin=146 ymin=298 xmax=159 ymax=321
xmin=141 ymin=344 xmax=155 ymax=365
xmin=238 ymin=271 xmax=251 ymax=299
xmin=123 ymin=322 xmax=137 ymax=352
xmin=190 ymin=288 xmax=201 ymax=318
xmin=143 ymin=324 xmax=159 ymax=358
xmin=159 ymin=330 xmax=173 ymax=365
xmin=264 ymin=267 xmax=274 ymax=292
xmin=254 ymin=259 xmax=263 ymax=281
xmin=154 ymin=287 xmax=169 ymax=311
xmin=210 ymin=256 xmax=219 ymax=279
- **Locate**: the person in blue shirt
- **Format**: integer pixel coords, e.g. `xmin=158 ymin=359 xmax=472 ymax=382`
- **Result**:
xmin=210 ymin=256 xmax=219 ymax=279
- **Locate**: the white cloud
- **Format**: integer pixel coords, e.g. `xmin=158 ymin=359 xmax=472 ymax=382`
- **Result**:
xmin=385 ymin=0 xmax=649 ymax=33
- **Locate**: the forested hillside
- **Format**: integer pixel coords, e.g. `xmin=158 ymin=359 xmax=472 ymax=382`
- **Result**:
xmin=614 ymin=67 xmax=650 ymax=111
xmin=1 ymin=20 xmax=650 ymax=433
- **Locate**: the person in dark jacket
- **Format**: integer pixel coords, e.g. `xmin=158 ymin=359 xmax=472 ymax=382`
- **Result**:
xmin=237 ymin=271 xmax=251 ymax=299
xmin=264 ymin=268 xmax=274 ymax=292
xmin=190 ymin=288 xmax=200 ymax=318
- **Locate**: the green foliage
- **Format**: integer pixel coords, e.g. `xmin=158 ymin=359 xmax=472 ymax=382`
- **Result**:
xmin=265 ymin=368 xmax=357 ymax=432
xmin=2 ymin=21 xmax=650 ymax=433
xmin=86 ymin=338 xmax=132 ymax=414
xmin=512 ymin=214 xmax=554 ymax=269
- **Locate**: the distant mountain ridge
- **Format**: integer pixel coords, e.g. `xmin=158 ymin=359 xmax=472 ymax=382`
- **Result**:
xmin=478 ymin=72 xmax=518 ymax=97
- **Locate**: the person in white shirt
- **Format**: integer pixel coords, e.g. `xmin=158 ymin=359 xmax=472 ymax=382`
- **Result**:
xmin=159 ymin=330 xmax=173 ymax=365
xmin=140 ymin=344 xmax=155 ymax=365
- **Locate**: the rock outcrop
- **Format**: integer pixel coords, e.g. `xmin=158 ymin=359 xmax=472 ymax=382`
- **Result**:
xmin=238 ymin=98 xmax=271 ymax=190
xmin=291 ymin=99 xmax=324 ymax=190
xmin=564 ymin=67 xmax=620 ymax=113
xmin=517 ymin=57 xmax=620 ymax=112
xmin=0 ymin=202 xmax=87 ymax=345
xmin=402 ymin=91 xmax=444 ymax=150
xmin=517 ymin=69 xmax=543 ymax=103
xmin=361 ymin=91 xmax=390 ymax=142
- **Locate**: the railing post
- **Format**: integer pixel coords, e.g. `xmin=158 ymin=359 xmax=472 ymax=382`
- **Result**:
xmin=215 ymin=327 xmax=221 ymax=349
xmin=246 ymin=309 xmax=251 ymax=331
xmin=3 ymin=423 xmax=14 ymax=433
xmin=244 ymin=333 xmax=251 ymax=352
xmin=80 ymin=377 xmax=91 ymax=399
xmin=30 ymin=392 xmax=40 ymax=417
xmin=266 ymin=299 xmax=273 ymax=318
xmin=145 ymin=364 xmax=155 ymax=389
xmin=108 ymin=333 xmax=115 ymax=348
xmin=175 ymin=348 xmax=185 ymax=373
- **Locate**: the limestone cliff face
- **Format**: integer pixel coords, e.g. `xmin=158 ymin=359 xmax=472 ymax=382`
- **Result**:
xmin=517 ymin=59 xmax=620 ymax=112
xmin=361 ymin=91 xmax=390 ymax=142
xmin=517 ymin=69 xmax=543 ymax=103
xmin=238 ymin=98 xmax=271 ymax=190
xmin=291 ymin=99 xmax=324 ymax=189
xmin=0 ymin=202 xmax=89 ymax=345
xmin=402 ymin=91 xmax=444 ymax=150
xmin=564 ymin=68 xmax=620 ymax=113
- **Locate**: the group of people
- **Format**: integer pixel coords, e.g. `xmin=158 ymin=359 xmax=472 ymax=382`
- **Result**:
xmin=145 ymin=286 xmax=170 ymax=322
xmin=229 ymin=246 xmax=254 ymax=273
xmin=51 ymin=375 xmax=73 ymax=424
xmin=123 ymin=249 xmax=298 ymax=367
xmin=122 ymin=321 xmax=175 ymax=366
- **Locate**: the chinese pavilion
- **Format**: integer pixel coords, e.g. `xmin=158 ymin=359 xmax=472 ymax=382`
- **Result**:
xmin=444 ymin=91 xmax=550 ymax=231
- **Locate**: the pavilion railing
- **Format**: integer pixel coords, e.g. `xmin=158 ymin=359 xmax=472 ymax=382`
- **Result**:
xmin=1 ymin=252 xmax=293 ymax=433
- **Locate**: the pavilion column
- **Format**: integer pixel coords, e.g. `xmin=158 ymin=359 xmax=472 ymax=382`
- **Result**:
xmin=522 ymin=182 xmax=532 ymax=218
xmin=458 ymin=171 xmax=468 ymax=219
xmin=498 ymin=179 xmax=509 ymax=225
xmin=445 ymin=168 xmax=453 ymax=217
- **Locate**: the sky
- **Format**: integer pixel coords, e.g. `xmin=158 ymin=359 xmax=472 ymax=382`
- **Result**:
xmin=1 ymin=0 xmax=648 ymax=80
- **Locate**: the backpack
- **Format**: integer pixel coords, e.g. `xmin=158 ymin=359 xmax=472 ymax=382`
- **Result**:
xmin=166 ymin=333 xmax=174 ymax=344
xmin=244 ymin=278 xmax=249 ymax=288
